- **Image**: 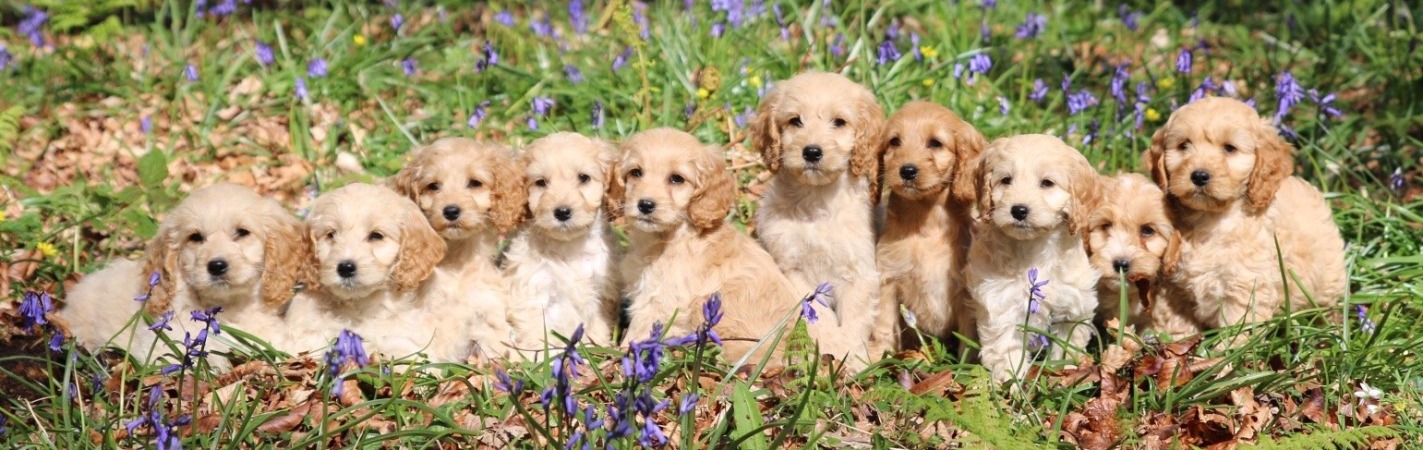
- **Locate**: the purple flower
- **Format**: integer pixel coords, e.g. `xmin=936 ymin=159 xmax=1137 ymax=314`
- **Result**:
xmin=294 ymin=76 xmax=308 ymax=100
xmin=633 ymin=2 xmax=651 ymax=39
xmin=326 ymin=329 xmax=369 ymax=397
xmin=564 ymin=64 xmax=584 ymax=84
xmin=569 ymin=0 xmax=588 ymax=34
xmin=1027 ymin=268 xmax=1048 ymax=314
xmin=877 ymin=40 xmax=900 ymax=65
xmin=980 ymin=21 xmax=991 ymax=42
xmin=1310 ymin=90 xmax=1342 ymax=118
xmin=1355 ymin=305 xmax=1376 ymax=334
xmin=494 ymin=369 xmax=524 ymax=394
xmin=1190 ymin=76 xmax=1216 ymax=103
xmin=1390 ymin=168 xmax=1406 ymax=194
xmin=191 ymin=306 xmax=222 ymax=334
xmin=19 ymin=7 xmax=49 ymax=47
xmin=1067 ymin=90 xmax=1098 ymax=115
xmin=149 ymin=311 xmax=175 ymax=332
xmin=952 ymin=63 xmax=964 ymax=79
xmin=532 ymin=97 xmax=555 ymax=116
xmin=591 ymin=101 xmax=605 ymax=129
xmin=910 ymin=34 xmax=922 ymax=62
xmin=495 ymin=11 xmax=515 ymax=27
xmin=1274 ymin=71 xmax=1305 ymax=122
xmin=1062 ymin=74 xmax=1072 ymax=92
xmin=711 ymin=0 xmax=746 ymax=28
xmin=1015 ymin=13 xmax=1047 ymax=39
xmin=254 ymin=41 xmax=275 ymax=66
xmin=0 ymin=45 xmax=11 ymax=70
xmin=1084 ymin=118 xmax=1101 ymax=145
xmin=391 ymin=14 xmax=404 ymax=31
xmin=679 ymin=393 xmax=700 ymax=415
xmin=1119 ymin=5 xmax=1142 ymax=31
xmin=401 ymin=58 xmax=417 ymax=76
xmin=48 ymin=332 xmax=63 ymax=352
xmin=734 ymin=107 xmax=753 ymax=128
xmin=307 ymin=58 xmax=328 ymax=78
xmin=207 ymin=0 xmax=237 ymax=17
xmin=531 ymin=18 xmax=553 ymax=37
xmin=774 ymin=4 xmax=790 ymax=41
xmin=801 ymin=282 xmax=833 ymax=324
xmin=613 ymin=46 xmax=634 ymax=71
xmin=625 ymin=323 xmax=667 ymax=383
xmin=998 ymin=97 xmax=1011 ymax=116
xmin=1029 ymin=78 xmax=1048 ymax=103
xmin=886 ymin=19 xmax=901 ymax=40
xmin=969 ymin=53 xmax=993 ymax=75
xmin=467 ymin=100 xmax=490 ymax=128
xmin=830 ymin=33 xmax=845 ymax=57
xmin=1110 ymin=62 xmax=1130 ymax=105
xmin=711 ymin=22 xmax=726 ymax=37
xmin=184 ymin=64 xmax=199 ymax=81
xmin=1277 ymin=123 xmax=1299 ymax=141
xmin=639 ymin=415 xmax=668 ymax=447
xmin=1030 ymin=333 xmax=1050 ymax=349
xmin=141 ymin=116 xmax=153 ymax=135
xmin=1175 ymin=49 xmax=1192 ymax=74
xmin=980 ymin=0 xmax=997 ymax=9
xmin=477 ymin=41 xmax=499 ymax=72
xmin=19 ymin=292 xmax=51 ymax=332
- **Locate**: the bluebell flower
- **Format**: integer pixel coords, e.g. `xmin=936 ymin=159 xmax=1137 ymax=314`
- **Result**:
xmin=184 ymin=64 xmax=200 ymax=82
xmin=207 ymin=0 xmax=237 ymax=17
xmin=613 ymin=46 xmax=633 ymax=71
xmin=531 ymin=18 xmax=553 ymax=37
xmin=952 ymin=64 xmax=964 ymax=79
xmin=494 ymin=369 xmax=523 ymax=394
xmin=1189 ymin=76 xmax=1216 ymax=103
xmin=495 ymin=11 xmax=515 ymax=27
xmin=980 ymin=21 xmax=991 ymax=42
xmin=591 ymin=101 xmax=605 ymax=129
xmin=0 ymin=414 xmax=7 ymax=435
xmin=294 ymin=76 xmax=308 ymax=100
xmin=19 ymin=291 xmax=51 ymax=332
xmin=886 ymin=19 xmax=900 ymax=40
xmin=801 ymin=282 xmax=833 ymax=324
xmin=734 ymin=107 xmax=753 ymax=128
xmin=1274 ymin=71 xmax=1304 ymax=122
xmin=565 ymin=64 xmax=584 ymax=84
xmin=1062 ymin=74 xmax=1072 ymax=92
xmin=1277 ymin=123 xmax=1299 ymax=141
xmin=1030 ymin=333 xmax=1050 ymax=349
xmin=401 ymin=58 xmax=417 ymax=76
xmin=532 ymin=97 xmax=555 ymax=116
xmin=1067 ymin=90 xmax=1098 ymax=115
xmin=307 ymin=58 xmax=328 ymax=78
xmin=627 ymin=324 xmax=667 ymax=382
xmin=1110 ymin=62 xmax=1130 ymax=105
xmin=326 ymin=329 xmax=369 ymax=397
xmin=1083 ymin=118 xmax=1100 ymax=145
xmin=564 ymin=430 xmax=584 ymax=450
xmin=254 ymin=41 xmax=275 ymax=67
xmin=149 ymin=311 xmax=175 ymax=332
xmin=1222 ymin=80 xmax=1239 ymax=97
xmin=0 ymin=45 xmax=11 ymax=71
xmin=639 ymin=415 xmax=668 ymax=447
xmin=1310 ymin=90 xmax=1342 ymax=118
xmin=1119 ymin=5 xmax=1142 ymax=31
xmin=711 ymin=0 xmax=746 ymax=28
xmin=1355 ymin=305 xmax=1376 ymax=334
xmin=191 ymin=306 xmax=222 ymax=334
xmin=467 ymin=100 xmax=490 ymax=128
xmin=19 ymin=7 xmax=49 ymax=47
xmin=877 ymin=40 xmax=900 ymax=65
xmin=830 ymin=33 xmax=845 ymax=58
xmin=1015 ymin=13 xmax=1047 ymax=39
xmin=998 ymin=97 xmax=1010 ymax=116
xmin=569 ymin=0 xmax=588 ymax=34
xmin=774 ymin=4 xmax=790 ymax=41
xmin=969 ymin=53 xmax=993 ymax=75
xmin=711 ymin=23 xmax=726 ymax=37
xmin=49 ymin=332 xmax=63 ymax=352
xmin=1029 ymin=78 xmax=1048 ymax=103
xmin=910 ymin=34 xmax=923 ymax=61
xmin=1390 ymin=168 xmax=1405 ymax=195
xmin=1027 ymin=268 xmax=1047 ymax=314
xmin=679 ymin=393 xmax=700 ymax=415
xmin=606 ymin=393 xmax=634 ymax=439
xmin=391 ymin=14 xmax=404 ymax=31
xmin=1175 ymin=49 xmax=1192 ymax=74
xmin=477 ymin=41 xmax=499 ymax=72
xmin=980 ymin=0 xmax=997 ymax=9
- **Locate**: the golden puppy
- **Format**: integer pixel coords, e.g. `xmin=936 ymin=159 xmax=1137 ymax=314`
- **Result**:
xmin=751 ymin=71 xmax=885 ymax=366
xmin=503 ymin=132 xmax=621 ymax=355
xmin=64 ymin=183 xmax=309 ymax=365
xmin=390 ymin=137 xmax=525 ymax=271
xmin=1085 ymin=173 xmax=1201 ymax=338
xmin=966 ymin=135 xmax=1102 ymax=381
xmin=283 ymin=183 xmax=505 ymax=362
xmin=873 ymin=101 xmax=985 ymax=353
xmin=611 ymin=128 xmax=817 ymax=363
xmin=1144 ymin=97 xmax=1346 ymax=329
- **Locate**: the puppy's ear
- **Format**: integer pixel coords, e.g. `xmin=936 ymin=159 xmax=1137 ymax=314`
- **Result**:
xmin=140 ymin=222 xmax=180 ymax=315
xmin=1245 ymin=119 xmax=1295 ymax=213
xmin=750 ymin=90 xmax=783 ymax=173
xmin=850 ymin=95 xmax=887 ymax=204
xmin=1162 ymin=228 xmax=1183 ymax=277
xmin=1144 ymin=128 xmax=1170 ymax=191
xmin=950 ymin=122 xmax=989 ymax=208
xmin=1068 ymin=159 xmax=1104 ymax=236
xmin=603 ymin=149 xmax=627 ymax=221
xmin=490 ymin=152 xmax=529 ymax=234
xmin=973 ymin=141 xmax=1001 ymax=223
xmin=259 ymin=208 xmax=310 ymax=310
xmin=689 ymin=146 xmax=736 ymax=231
xmin=393 ymin=206 xmax=447 ymax=293
xmin=389 ymin=149 xmax=426 ymax=201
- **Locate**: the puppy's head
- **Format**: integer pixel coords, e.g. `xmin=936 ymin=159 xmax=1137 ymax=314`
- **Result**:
xmin=607 ymin=128 xmax=735 ymax=234
xmin=143 ymin=183 xmax=311 ymax=314
xmin=751 ymin=71 xmax=885 ymax=188
xmin=305 ymin=183 xmax=446 ymax=300
xmin=1086 ymin=174 xmax=1182 ymax=302
xmin=880 ymin=101 xmax=986 ymax=204
xmin=520 ymin=132 xmax=618 ymax=240
xmin=1144 ymin=97 xmax=1294 ymax=214
xmin=391 ymin=138 xmax=525 ymax=240
xmin=975 ymin=134 xmax=1102 ymax=240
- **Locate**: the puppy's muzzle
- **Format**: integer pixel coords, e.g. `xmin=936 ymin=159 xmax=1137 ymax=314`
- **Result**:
xmin=802 ymin=145 xmax=823 ymax=164
xmin=207 ymin=259 xmax=228 ymax=277
xmin=1190 ymin=170 xmax=1211 ymax=187
xmin=636 ymin=199 xmax=656 ymax=215
xmin=337 ymin=260 xmax=358 ymax=279
xmin=1010 ymin=204 xmax=1030 ymax=222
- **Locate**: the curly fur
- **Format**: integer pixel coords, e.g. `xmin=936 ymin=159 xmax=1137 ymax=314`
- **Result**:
xmin=390 ymin=137 xmax=525 ymax=270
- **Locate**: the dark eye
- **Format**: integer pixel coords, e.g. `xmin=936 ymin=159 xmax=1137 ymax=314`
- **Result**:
xmin=1040 ymin=179 xmax=1056 ymax=188
xmin=426 ymin=182 xmax=441 ymax=192
xmin=368 ymin=232 xmax=384 ymax=242
xmin=630 ymin=168 xmax=643 ymax=178
xmin=1101 ymin=222 xmax=1113 ymax=231
xmin=928 ymin=139 xmax=944 ymax=149
xmin=1140 ymin=226 xmax=1155 ymax=237
xmin=325 ymin=231 xmax=336 ymax=240
xmin=669 ymin=174 xmax=685 ymax=184
xmin=468 ymin=179 xmax=483 ymax=188
xmin=832 ymin=118 xmax=848 ymax=128
xmin=1000 ymin=176 xmax=1013 ymax=186
xmin=534 ymin=179 xmax=548 ymax=188
xmin=187 ymin=233 xmax=204 ymax=243
xmin=1223 ymin=144 xmax=1238 ymax=154
xmin=889 ymin=137 xmax=901 ymax=147
xmin=1177 ymin=141 xmax=1189 ymax=151
xmin=578 ymin=173 xmax=591 ymax=184
xmin=788 ymin=116 xmax=803 ymax=127
xmin=235 ymin=228 xmax=250 ymax=239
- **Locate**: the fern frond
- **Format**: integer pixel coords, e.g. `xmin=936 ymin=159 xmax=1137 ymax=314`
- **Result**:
xmin=0 ymin=104 xmax=24 ymax=154
xmin=1247 ymin=426 xmax=1399 ymax=450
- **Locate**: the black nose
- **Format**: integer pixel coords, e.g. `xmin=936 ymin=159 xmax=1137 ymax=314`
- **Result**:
xmin=1190 ymin=170 xmax=1211 ymax=187
xmin=1010 ymin=204 xmax=1030 ymax=221
xmin=899 ymin=164 xmax=918 ymax=181
xmin=636 ymin=199 xmax=656 ymax=215
xmin=442 ymin=205 xmax=461 ymax=221
xmin=553 ymin=207 xmax=573 ymax=222
xmin=337 ymin=260 xmax=357 ymax=279
xmin=206 ymin=259 xmax=228 ymax=276
xmin=802 ymin=145 xmax=823 ymax=163
xmin=1113 ymin=259 xmax=1131 ymax=273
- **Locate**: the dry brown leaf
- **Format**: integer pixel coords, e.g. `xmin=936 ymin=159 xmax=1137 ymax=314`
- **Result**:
xmin=909 ymin=369 xmax=955 ymax=396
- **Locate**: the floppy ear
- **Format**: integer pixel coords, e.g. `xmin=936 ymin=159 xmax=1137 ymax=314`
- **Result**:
xmin=302 ymin=225 xmax=324 ymax=292
xmin=950 ymin=123 xmax=988 ymax=208
xmin=973 ymin=143 xmax=999 ymax=223
xmin=750 ymin=90 xmax=783 ymax=173
xmin=259 ymin=210 xmax=311 ymax=310
xmin=1162 ymin=228 xmax=1183 ymax=277
xmin=850 ymin=95 xmax=887 ymax=204
xmin=688 ymin=147 xmax=736 ymax=231
xmin=1067 ymin=159 xmax=1104 ymax=236
xmin=1245 ymin=119 xmax=1295 ymax=213
xmin=392 ymin=208 xmax=447 ymax=293
xmin=140 ymin=224 xmax=180 ymax=315
xmin=489 ymin=152 xmax=529 ymax=234
xmin=1144 ymin=128 xmax=1170 ymax=191
xmin=603 ymin=150 xmax=627 ymax=221
xmin=593 ymin=139 xmax=619 ymax=209
xmin=389 ymin=149 xmax=426 ymax=202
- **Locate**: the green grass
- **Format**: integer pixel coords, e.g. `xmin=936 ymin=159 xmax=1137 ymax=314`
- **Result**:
xmin=2 ymin=0 xmax=1422 ymax=448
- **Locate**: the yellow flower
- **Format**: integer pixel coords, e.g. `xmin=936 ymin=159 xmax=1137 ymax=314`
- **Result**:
xmin=353 ymin=35 xmax=367 ymax=47
xmin=1145 ymin=108 xmax=1162 ymax=122
xmin=748 ymin=75 xmax=763 ymax=89
xmin=1157 ymin=77 xmax=1175 ymax=90
xmin=697 ymin=88 xmax=710 ymax=99
xmin=0 ymin=210 xmax=6 ymax=222
xmin=919 ymin=46 xmax=939 ymax=59
xmin=36 ymin=242 xmax=57 ymax=258
xmin=922 ymin=78 xmax=935 ymax=87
